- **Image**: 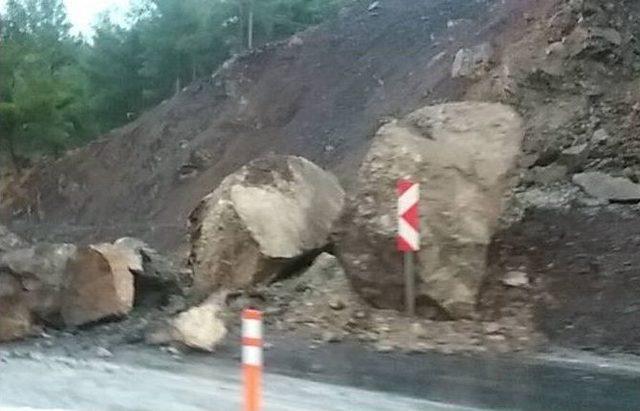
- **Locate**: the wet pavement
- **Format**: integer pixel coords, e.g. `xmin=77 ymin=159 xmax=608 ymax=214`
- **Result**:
xmin=0 ymin=353 xmax=477 ymax=411
xmin=2 ymin=345 xmax=640 ymax=411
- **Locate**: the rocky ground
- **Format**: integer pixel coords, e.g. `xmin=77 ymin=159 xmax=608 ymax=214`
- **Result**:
xmin=4 ymin=0 xmax=640 ymax=363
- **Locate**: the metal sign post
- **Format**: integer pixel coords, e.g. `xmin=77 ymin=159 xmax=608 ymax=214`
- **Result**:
xmin=397 ymin=179 xmax=420 ymax=316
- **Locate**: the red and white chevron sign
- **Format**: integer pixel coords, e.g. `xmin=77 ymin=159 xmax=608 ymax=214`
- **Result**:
xmin=397 ymin=179 xmax=420 ymax=252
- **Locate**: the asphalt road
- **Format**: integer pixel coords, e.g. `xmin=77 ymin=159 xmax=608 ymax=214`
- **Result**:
xmin=2 ymin=346 xmax=640 ymax=411
xmin=0 ymin=354 xmax=477 ymax=411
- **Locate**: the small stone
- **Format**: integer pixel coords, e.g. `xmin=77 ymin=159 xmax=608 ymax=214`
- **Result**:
xmin=409 ymin=342 xmax=434 ymax=354
xmin=354 ymin=310 xmax=367 ymax=319
xmin=440 ymin=346 xmax=454 ymax=355
xmin=410 ymin=322 xmax=428 ymax=339
xmin=95 ymin=347 xmax=113 ymax=358
xmin=624 ymin=167 xmax=639 ymax=183
xmin=593 ymin=128 xmax=609 ymax=144
xmin=264 ymin=306 xmax=283 ymax=316
xmin=322 ymin=331 xmax=342 ymax=343
xmin=486 ymin=334 xmax=506 ymax=342
xmin=375 ymin=344 xmax=394 ymax=353
xmin=28 ymin=352 xmax=44 ymax=361
xmin=484 ymin=322 xmax=502 ymax=334
xmin=328 ymin=298 xmax=346 ymax=311
xmin=367 ymin=1 xmax=380 ymax=12
xmin=558 ymin=143 xmax=589 ymax=172
xmin=166 ymin=346 xmax=181 ymax=356
xmin=502 ymin=271 xmax=529 ymax=287
xmin=310 ymin=363 xmax=324 ymax=372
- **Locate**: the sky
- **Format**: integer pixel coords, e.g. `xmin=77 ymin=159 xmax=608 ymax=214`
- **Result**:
xmin=0 ymin=0 xmax=132 ymax=36
xmin=64 ymin=0 xmax=132 ymax=34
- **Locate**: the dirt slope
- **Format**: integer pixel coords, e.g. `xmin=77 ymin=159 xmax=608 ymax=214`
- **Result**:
xmin=0 ymin=0 xmax=535 ymax=252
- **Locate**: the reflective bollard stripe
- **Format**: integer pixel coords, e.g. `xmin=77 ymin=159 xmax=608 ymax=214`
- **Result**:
xmin=242 ymin=309 xmax=263 ymax=411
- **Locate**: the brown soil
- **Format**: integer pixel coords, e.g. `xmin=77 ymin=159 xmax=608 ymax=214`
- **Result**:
xmin=0 ymin=0 xmax=534 ymax=253
xmin=488 ymin=206 xmax=640 ymax=354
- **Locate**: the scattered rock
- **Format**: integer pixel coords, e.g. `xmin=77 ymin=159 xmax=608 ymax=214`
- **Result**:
xmin=484 ymin=322 xmax=502 ymax=335
xmin=593 ymin=128 xmax=609 ymax=144
xmin=565 ymin=26 xmax=623 ymax=60
xmin=188 ymin=155 xmax=344 ymax=298
xmin=451 ymin=43 xmax=495 ymax=79
xmin=287 ymin=35 xmax=304 ymax=47
xmin=321 ymin=331 xmax=342 ymax=343
xmin=486 ymin=334 xmax=506 ymax=342
xmin=114 ymin=237 xmax=191 ymax=296
xmin=502 ymin=270 xmax=529 ymax=288
xmin=624 ymin=167 xmax=639 ymax=184
xmin=0 ymin=225 xmax=27 ymax=253
xmin=0 ymin=243 xmax=77 ymax=321
xmin=573 ymin=172 xmax=640 ymax=203
xmin=292 ymin=253 xmax=346 ymax=295
xmin=524 ymin=164 xmax=568 ymax=185
xmin=61 ymin=246 xmax=135 ymax=327
xmin=328 ymin=298 xmax=346 ymax=311
xmin=0 ymin=295 xmax=33 ymax=342
xmin=354 ymin=310 xmax=367 ymax=320
xmin=95 ymin=347 xmax=113 ymax=358
xmin=410 ymin=322 xmax=428 ymax=339
xmin=339 ymin=102 xmax=523 ymax=319
xmin=558 ymin=143 xmax=589 ymax=172
xmin=375 ymin=344 xmax=394 ymax=353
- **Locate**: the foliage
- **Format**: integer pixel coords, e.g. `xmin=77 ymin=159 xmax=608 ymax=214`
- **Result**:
xmin=0 ymin=0 xmax=346 ymax=165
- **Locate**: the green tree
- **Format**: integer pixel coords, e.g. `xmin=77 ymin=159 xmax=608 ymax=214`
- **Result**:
xmin=0 ymin=0 xmax=94 ymax=166
xmin=0 ymin=0 xmax=347 ymax=166
xmin=84 ymin=17 xmax=146 ymax=132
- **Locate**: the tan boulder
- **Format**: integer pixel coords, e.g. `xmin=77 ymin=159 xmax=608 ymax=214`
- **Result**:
xmin=0 ymin=296 xmax=33 ymax=342
xmin=0 ymin=274 xmax=33 ymax=342
xmin=0 ymin=243 xmax=77 ymax=322
xmin=189 ymin=155 xmax=344 ymax=298
xmin=338 ymin=102 xmax=523 ymax=319
xmin=61 ymin=245 xmax=135 ymax=326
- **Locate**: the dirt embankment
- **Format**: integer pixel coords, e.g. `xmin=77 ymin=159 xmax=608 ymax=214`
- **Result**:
xmin=475 ymin=0 xmax=640 ymax=354
xmin=0 ymin=0 xmax=532 ymax=253
xmin=5 ymin=0 xmax=640 ymax=357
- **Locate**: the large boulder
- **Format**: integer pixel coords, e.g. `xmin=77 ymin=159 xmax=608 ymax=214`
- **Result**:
xmin=188 ymin=155 xmax=344 ymax=298
xmin=0 ymin=243 xmax=77 ymax=321
xmin=0 ymin=274 xmax=33 ymax=342
xmin=338 ymin=102 xmax=523 ymax=319
xmin=146 ymin=293 xmax=228 ymax=352
xmin=114 ymin=237 xmax=192 ymax=296
xmin=61 ymin=245 xmax=135 ymax=326
xmin=168 ymin=298 xmax=227 ymax=352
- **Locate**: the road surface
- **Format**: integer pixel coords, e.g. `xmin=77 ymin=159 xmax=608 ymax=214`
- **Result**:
xmin=2 ymin=346 xmax=640 ymax=411
xmin=0 ymin=353 xmax=477 ymax=411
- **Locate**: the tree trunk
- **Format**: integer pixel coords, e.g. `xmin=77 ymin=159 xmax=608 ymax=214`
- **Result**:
xmin=6 ymin=136 xmax=20 ymax=173
xmin=247 ymin=0 xmax=254 ymax=50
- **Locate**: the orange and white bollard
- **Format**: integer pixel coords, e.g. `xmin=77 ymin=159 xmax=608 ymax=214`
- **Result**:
xmin=242 ymin=309 xmax=263 ymax=411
